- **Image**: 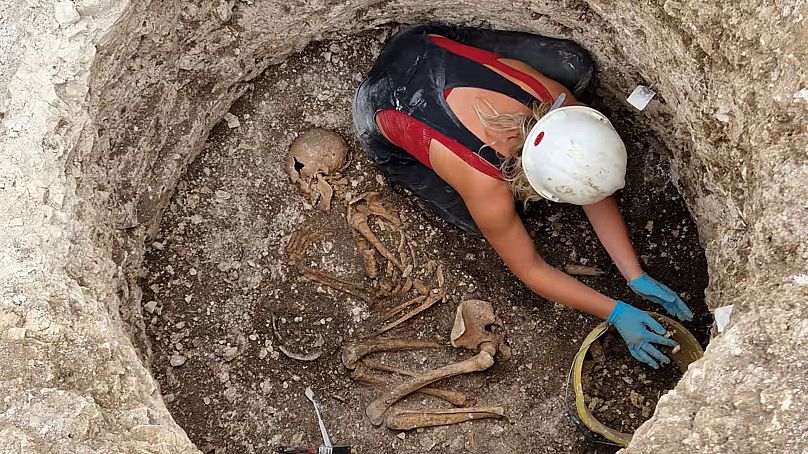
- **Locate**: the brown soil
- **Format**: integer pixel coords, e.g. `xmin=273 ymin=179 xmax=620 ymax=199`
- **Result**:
xmin=581 ymin=330 xmax=683 ymax=434
xmin=141 ymin=26 xmax=710 ymax=453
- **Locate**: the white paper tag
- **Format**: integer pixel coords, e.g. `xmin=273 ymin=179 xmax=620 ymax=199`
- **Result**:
xmin=713 ymin=305 xmax=734 ymax=333
xmin=627 ymin=85 xmax=656 ymax=111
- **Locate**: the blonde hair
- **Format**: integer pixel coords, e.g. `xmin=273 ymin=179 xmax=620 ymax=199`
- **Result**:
xmin=473 ymin=99 xmax=550 ymax=203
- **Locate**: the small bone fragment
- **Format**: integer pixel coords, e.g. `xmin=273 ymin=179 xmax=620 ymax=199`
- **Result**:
xmin=402 ymin=264 xmax=413 ymax=278
xmin=436 ymin=263 xmax=445 ymax=288
xmin=407 ymin=240 xmax=417 ymax=273
xmin=351 ymin=365 xmax=471 ymax=407
xmin=365 ymin=342 xmax=497 ymax=425
xmin=348 ymin=191 xmax=376 ymax=205
xmin=298 ymin=265 xmax=373 ymax=304
xmin=397 ymin=231 xmax=410 ymax=270
xmin=341 ymin=338 xmax=440 ymax=369
xmin=385 ymin=407 xmax=506 ymax=431
xmin=412 ymin=279 xmax=430 ymax=295
xmin=425 ymin=260 xmax=437 ymax=275
xmin=367 ymin=289 xmax=445 ymax=338
xmin=564 ymin=264 xmax=604 ymax=276
xmin=278 ymin=345 xmax=323 ymax=362
xmin=355 ymin=236 xmax=378 ymax=279
xmin=391 ymin=278 xmax=413 ymax=296
xmin=377 ymin=280 xmax=394 ymax=297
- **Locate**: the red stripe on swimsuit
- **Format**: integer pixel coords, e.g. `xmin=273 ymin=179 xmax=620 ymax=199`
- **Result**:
xmin=376 ymin=109 xmax=503 ymax=179
xmin=429 ymin=35 xmax=553 ymax=103
xmin=376 ymin=35 xmax=553 ymax=179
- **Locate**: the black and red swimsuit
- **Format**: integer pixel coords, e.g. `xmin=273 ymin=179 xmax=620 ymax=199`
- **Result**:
xmin=354 ymin=23 xmax=593 ymax=234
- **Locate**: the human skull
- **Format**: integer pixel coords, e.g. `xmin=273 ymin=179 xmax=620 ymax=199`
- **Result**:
xmin=285 ymin=128 xmax=347 ymax=192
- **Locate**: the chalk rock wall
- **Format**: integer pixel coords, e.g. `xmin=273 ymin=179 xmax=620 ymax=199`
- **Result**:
xmin=1 ymin=0 xmax=805 ymax=453
xmin=0 ymin=0 xmax=197 ymax=452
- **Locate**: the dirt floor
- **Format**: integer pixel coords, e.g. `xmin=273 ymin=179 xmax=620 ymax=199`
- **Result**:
xmin=141 ymin=26 xmax=711 ymax=453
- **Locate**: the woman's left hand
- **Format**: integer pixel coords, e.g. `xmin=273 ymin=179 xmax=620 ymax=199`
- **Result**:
xmin=628 ymin=273 xmax=694 ymax=322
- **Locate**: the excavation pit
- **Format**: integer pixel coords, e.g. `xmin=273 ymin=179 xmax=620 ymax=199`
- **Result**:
xmin=140 ymin=28 xmax=710 ymax=453
xmin=2 ymin=2 xmax=804 ymax=453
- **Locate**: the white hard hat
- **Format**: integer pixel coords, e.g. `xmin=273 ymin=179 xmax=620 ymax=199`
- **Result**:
xmin=521 ymin=106 xmax=627 ymax=205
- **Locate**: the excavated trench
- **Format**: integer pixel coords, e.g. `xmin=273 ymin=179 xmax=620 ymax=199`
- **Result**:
xmin=3 ymin=0 xmax=804 ymax=453
xmin=138 ymin=28 xmax=711 ymax=453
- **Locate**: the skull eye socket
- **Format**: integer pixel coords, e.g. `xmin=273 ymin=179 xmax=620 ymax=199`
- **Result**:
xmin=293 ymin=157 xmax=305 ymax=173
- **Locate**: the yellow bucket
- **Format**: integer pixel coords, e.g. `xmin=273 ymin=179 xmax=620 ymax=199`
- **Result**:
xmin=571 ymin=313 xmax=704 ymax=446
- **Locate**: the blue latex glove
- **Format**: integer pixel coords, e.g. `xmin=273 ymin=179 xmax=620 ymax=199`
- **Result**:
xmin=628 ymin=273 xmax=694 ymax=322
xmin=607 ymin=301 xmax=677 ymax=369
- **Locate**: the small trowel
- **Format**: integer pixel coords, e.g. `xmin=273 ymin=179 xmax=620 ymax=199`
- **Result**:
xmin=303 ymin=386 xmax=351 ymax=454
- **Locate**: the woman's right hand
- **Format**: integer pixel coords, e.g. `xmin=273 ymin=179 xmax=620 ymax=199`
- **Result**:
xmin=607 ymin=301 xmax=678 ymax=369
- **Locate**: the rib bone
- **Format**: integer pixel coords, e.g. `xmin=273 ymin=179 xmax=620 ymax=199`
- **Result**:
xmin=365 ymin=342 xmax=496 ymax=425
xmin=298 ymin=264 xmax=373 ymax=304
xmin=564 ymin=264 xmax=604 ymax=276
xmin=385 ymin=406 xmax=505 ymax=431
xmin=341 ymin=338 xmax=440 ymax=370
xmin=366 ymin=289 xmax=445 ymax=338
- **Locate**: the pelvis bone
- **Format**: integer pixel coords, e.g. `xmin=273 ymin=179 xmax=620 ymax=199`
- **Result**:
xmin=451 ymin=299 xmax=511 ymax=359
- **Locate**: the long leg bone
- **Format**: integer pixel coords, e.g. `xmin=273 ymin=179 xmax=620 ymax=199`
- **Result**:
xmin=365 ymin=342 xmax=496 ymax=425
xmin=361 ymin=360 xmax=477 ymax=407
xmin=341 ymin=338 xmax=440 ymax=369
xmin=366 ymin=300 xmax=509 ymax=425
xmin=351 ymin=364 xmax=471 ymax=407
xmin=385 ymin=407 xmax=506 ymax=431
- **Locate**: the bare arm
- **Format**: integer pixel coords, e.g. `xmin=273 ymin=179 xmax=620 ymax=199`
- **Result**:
xmin=582 ymin=197 xmax=644 ymax=281
xmin=429 ymin=139 xmax=618 ymax=318
xmin=466 ymin=184 xmax=616 ymax=318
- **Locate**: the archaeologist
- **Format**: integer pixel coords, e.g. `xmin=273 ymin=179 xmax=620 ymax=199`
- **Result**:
xmin=354 ymin=23 xmax=693 ymax=369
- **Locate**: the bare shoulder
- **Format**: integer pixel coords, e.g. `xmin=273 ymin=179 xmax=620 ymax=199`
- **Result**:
xmin=498 ymin=58 xmax=577 ymax=105
xmin=428 ymin=139 xmax=511 ymax=199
